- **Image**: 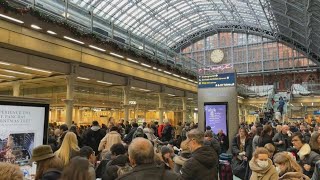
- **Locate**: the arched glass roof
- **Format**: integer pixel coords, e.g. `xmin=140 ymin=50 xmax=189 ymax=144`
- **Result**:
xmin=69 ymin=0 xmax=275 ymax=47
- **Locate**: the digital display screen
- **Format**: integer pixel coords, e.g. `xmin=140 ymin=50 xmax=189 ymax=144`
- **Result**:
xmin=204 ymin=103 xmax=228 ymax=136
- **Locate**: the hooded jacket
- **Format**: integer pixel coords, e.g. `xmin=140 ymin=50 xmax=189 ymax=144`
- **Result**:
xmin=297 ymin=144 xmax=320 ymax=178
xmin=98 ymin=131 xmax=122 ymax=151
xmin=179 ymin=146 xmax=218 ymax=180
xmin=249 ymin=159 xmax=279 ymax=180
xmin=83 ymin=126 xmax=106 ymax=153
xmin=279 ymin=172 xmax=310 ymax=180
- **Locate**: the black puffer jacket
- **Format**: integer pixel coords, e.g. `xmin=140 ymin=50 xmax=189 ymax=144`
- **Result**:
xmin=102 ymin=155 xmax=129 ymax=180
xmin=179 ymin=146 xmax=218 ymax=180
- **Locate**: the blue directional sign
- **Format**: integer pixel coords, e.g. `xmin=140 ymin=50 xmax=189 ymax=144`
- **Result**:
xmin=198 ymin=73 xmax=236 ymax=88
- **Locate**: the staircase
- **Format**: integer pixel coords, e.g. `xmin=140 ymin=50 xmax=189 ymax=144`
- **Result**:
xmin=273 ymin=92 xmax=290 ymax=122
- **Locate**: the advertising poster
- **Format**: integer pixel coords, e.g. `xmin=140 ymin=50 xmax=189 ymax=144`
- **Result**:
xmin=204 ymin=103 xmax=228 ymax=136
xmin=0 ymin=102 xmax=48 ymax=179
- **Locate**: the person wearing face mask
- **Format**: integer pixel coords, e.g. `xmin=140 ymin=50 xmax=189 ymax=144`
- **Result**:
xmin=249 ymin=147 xmax=278 ymax=180
xmin=273 ymin=152 xmax=310 ymax=180
xmin=291 ymin=132 xmax=320 ymax=178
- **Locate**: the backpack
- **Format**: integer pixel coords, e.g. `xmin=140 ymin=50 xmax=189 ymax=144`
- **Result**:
xmin=132 ymin=128 xmax=144 ymax=139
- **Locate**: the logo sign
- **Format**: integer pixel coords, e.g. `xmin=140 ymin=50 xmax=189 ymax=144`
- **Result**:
xmin=198 ymin=73 xmax=235 ymax=88
xmin=129 ymin=101 xmax=137 ymax=105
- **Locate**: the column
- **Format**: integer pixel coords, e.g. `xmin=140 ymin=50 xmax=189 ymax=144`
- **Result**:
xmin=182 ymin=97 xmax=187 ymax=123
xmin=158 ymin=94 xmax=165 ymax=124
xmin=12 ymin=81 xmax=21 ymax=96
xmin=123 ymin=86 xmax=130 ymax=122
xmin=190 ymin=108 xmax=194 ymax=123
xmin=65 ymin=75 xmax=75 ymax=128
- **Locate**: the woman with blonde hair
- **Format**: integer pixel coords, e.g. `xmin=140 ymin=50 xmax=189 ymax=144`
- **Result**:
xmin=0 ymin=162 xmax=23 ymax=180
xmin=249 ymin=147 xmax=278 ymax=180
xmin=273 ymin=152 xmax=310 ymax=180
xmin=55 ymin=132 xmax=80 ymax=166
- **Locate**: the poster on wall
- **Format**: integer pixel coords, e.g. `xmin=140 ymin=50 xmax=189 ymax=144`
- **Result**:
xmin=204 ymin=102 xmax=228 ymax=136
xmin=0 ymin=101 xmax=49 ymax=179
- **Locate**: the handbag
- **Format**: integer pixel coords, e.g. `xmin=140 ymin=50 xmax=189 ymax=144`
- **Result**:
xmin=231 ymin=158 xmax=247 ymax=180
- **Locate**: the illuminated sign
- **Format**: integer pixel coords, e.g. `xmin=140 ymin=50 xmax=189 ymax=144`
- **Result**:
xmin=198 ymin=73 xmax=235 ymax=88
xmin=129 ymin=101 xmax=137 ymax=105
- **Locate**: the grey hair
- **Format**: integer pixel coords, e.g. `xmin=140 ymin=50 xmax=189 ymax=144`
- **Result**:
xmin=187 ymin=129 xmax=204 ymax=145
xmin=128 ymin=137 xmax=154 ymax=165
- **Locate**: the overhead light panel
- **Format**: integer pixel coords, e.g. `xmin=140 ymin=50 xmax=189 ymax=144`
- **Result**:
xmin=164 ymin=71 xmax=171 ymax=75
xmin=152 ymin=67 xmax=157 ymax=70
xmin=139 ymin=88 xmax=150 ymax=92
xmin=172 ymin=74 xmax=180 ymax=78
xmin=0 ymin=74 xmax=15 ymax=78
xmin=237 ymin=96 xmax=244 ymax=99
xmin=97 ymin=80 xmax=112 ymax=85
xmin=89 ymin=45 xmax=106 ymax=52
xmin=0 ymin=14 xmax=24 ymax=24
xmin=23 ymin=67 xmax=51 ymax=73
xmin=168 ymin=94 xmax=175 ymax=96
xmin=31 ymin=24 xmax=42 ymax=30
xmin=110 ymin=52 xmax=124 ymax=58
xmin=0 ymin=61 xmax=11 ymax=65
xmin=181 ymin=77 xmax=187 ymax=80
xmin=3 ymin=69 xmax=31 ymax=76
xmin=301 ymin=103 xmax=303 ymax=106
xmin=312 ymin=102 xmax=314 ymax=106
xmin=47 ymin=30 xmax=57 ymax=35
xmin=127 ymin=58 xmax=139 ymax=63
xmin=63 ymin=36 xmax=85 ymax=44
xmin=188 ymin=98 xmax=193 ymax=100
xmin=77 ymin=77 xmax=90 ymax=81
xmin=158 ymin=69 xmax=162 ymax=72
xmin=141 ymin=63 xmax=151 ymax=68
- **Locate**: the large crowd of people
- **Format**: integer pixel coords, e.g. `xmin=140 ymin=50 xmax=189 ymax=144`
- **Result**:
xmin=1 ymin=116 xmax=320 ymax=180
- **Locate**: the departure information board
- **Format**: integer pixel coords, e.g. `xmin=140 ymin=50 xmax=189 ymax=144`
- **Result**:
xmin=198 ymin=73 xmax=235 ymax=88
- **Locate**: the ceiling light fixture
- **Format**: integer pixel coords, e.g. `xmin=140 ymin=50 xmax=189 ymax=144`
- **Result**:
xmin=312 ymin=102 xmax=314 ymax=106
xmin=97 ymin=80 xmax=112 ymax=85
xmin=172 ymin=74 xmax=180 ymax=78
xmin=168 ymin=94 xmax=175 ymax=96
xmin=164 ymin=71 xmax=172 ymax=75
xmin=152 ymin=67 xmax=157 ymax=70
xmin=47 ymin=30 xmax=57 ymax=35
xmin=77 ymin=77 xmax=90 ymax=81
xmin=23 ymin=67 xmax=52 ymax=73
xmin=158 ymin=69 xmax=162 ymax=72
xmin=31 ymin=24 xmax=42 ymax=30
xmin=89 ymin=45 xmax=106 ymax=52
xmin=110 ymin=52 xmax=124 ymax=58
xmin=3 ymin=69 xmax=31 ymax=75
xmin=63 ymin=36 xmax=85 ymax=44
xmin=141 ymin=63 xmax=151 ymax=68
xmin=0 ymin=61 xmax=11 ymax=65
xmin=127 ymin=58 xmax=139 ymax=63
xmin=301 ymin=103 xmax=303 ymax=106
xmin=181 ymin=77 xmax=187 ymax=80
xmin=0 ymin=74 xmax=15 ymax=78
xmin=0 ymin=14 xmax=24 ymax=24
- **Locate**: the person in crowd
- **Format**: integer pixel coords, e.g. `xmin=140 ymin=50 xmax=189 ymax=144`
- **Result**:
xmin=273 ymin=152 xmax=310 ymax=180
xmin=232 ymin=127 xmax=253 ymax=161
xmin=123 ymin=122 xmax=138 ymax=143
xmin=276 ymin=125 xmax=282 ymax=134
xmin=312 ymin=160 xmax=320 ymax=180
xmin=151 ymin=122 xmax=159 ymax=137
xmin=69 ymin=125 xmax=83 ymax=147
xmin=80 ymin=146 xmax=96 ymax=180
xmin=83 ymin=121 xmax=106 ymax=153
xmin=143 ymin=123 xmax=157 ymax=141
xmin=273 ymin=125 xmax=291 ymax=152
xmin=124 ymin=121 xmax=131 ymax=135
xmin=300 ymin=124 xmax=311 ymax=144
xmin=162 ymin=120 xmax=173 ymax=142
xmin=217 ymin=129 xmax=229 ymax=153
xmin=175 ymin=122 xmax=183 ymax=139
xmin=61 ymin=156 xmax=91 ymax=180
xmin=173 ymin=140 xmax=191 ymax=173
xmin=179 ymin=129 xmax=218 ymax=180
xmin=258 ymin=125 xmax=273 ymax=147
xmin=31 ymin=145 xmax=64 ymax=180
xmin=204 ymin=131 xmax=221 ymax=155
xmin=252 ymin=126 xmax=263 ymax=152
xmin=249 ymin=125 xmax=257 ymax=138
xmin=48 ymin=128 xmax=59 ymax=152
xmin=264 ymin=143 xmax=276 ymax=159
xmin=55 ymin=132 xmax=80 ymax=166
xmin=102 ymin=143 xmax=130 ymax=180
xmin=181 ymin=122 xmax=191 ymax=140
xmin=205 ymin=126 xmax=214 ymax=135
xmin=117 ymin=138 xmax=179 ymax=180
xmin=58 ymin=124 xmax=69 ymax=146
xmin=0 ymin=162 xmax=24 ymax=180
xmin=291 ymin=132 xmax=320 ymax=178
xmin=160 ymin=146 xmax=175 ymax=170
xmin=249 ymin=147 xmax=278 ymax=180
xmin=310 ymin=132 xmax=320 ymax=154
xmin=98 ymin=126 xmax=122 ymax=152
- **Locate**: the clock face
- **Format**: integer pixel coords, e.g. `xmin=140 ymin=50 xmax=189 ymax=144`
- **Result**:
xmin=210 ymin=49 xmax=224 ymax=63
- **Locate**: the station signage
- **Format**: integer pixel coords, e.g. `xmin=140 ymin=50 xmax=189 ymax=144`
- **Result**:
xmin=129 ymin=101 xmax=137 ymax=105
xmin=198 ymin=73 xmax=236 ymax=88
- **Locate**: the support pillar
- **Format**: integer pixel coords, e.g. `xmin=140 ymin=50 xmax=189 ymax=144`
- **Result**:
xmin=65 ymin=75 xmax=75 ymax=128
xmin=123 ymin=86 xmax=130 ymax=122
xmin=158 ymin=94 xmax=165 ymax=124
xmin=182 ymin=97 xmax=187 ymax=123
xmin=12 ymin=82 xmax=21 ymax=96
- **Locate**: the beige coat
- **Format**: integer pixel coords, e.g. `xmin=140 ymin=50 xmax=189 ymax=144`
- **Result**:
xmin=249 ymin=159 xmax=279 ymax=180
xmin=98 ymin=131 xmax=121 ymax=151
xmin=279 ymin=172 xmax=310 ymax=180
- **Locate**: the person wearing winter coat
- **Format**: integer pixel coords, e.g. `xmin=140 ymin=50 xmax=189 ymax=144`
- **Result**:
xmin=274 ymin=152 xmax=310 ymax=180
xmin=291 ymin=132 xmax=320 ymax=178
xmin=83 ymin=121 xmax=106 ymax=153
xmin=249 ymin=147 xmax=278 ymax=180
xmin=98 ymin=126 xmax=122 ymax=152
xmin=232 ymin=127 xmax=253 ymax=161
xmin=272 ymin=125 xmax=291 ymax=152
xmin=173 ymin=140 xmax=191 ymax=173
xmin=179 ymin=129 xmax=218 ymax=180
xmin=311 ymin=160 xmax=320 ymax=180
xmin=217 ymin=129 xmax=229 ymax=153
xmin=258 ymin=125 xmax=274 ymax=147
xmin=143 ymin=124 xmax=157 ymax=141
